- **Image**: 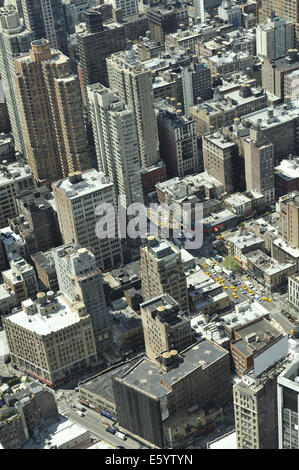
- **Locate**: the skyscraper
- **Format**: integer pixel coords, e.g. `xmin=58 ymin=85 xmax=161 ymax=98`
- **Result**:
xmin=278 ymin=191 xmax=299 ymax=249
xmin=87 ymin=83 xmax=144 ymax=208
xmin=234 ymin=356 xmax=290 ymax=449
xmin=258 ymin=0 xmax=299 ymax=47
xmin=21 ymin=0 xmax=69 ymax=54
xmin=182 ymin=60 xmax=212 ymax=116
xmin=53 ymin=243 xmax=110 ymax=350
xmin=107 ymin=49 xmax=159 ymax=170
xmin=244 ymin=125 xmax=275 ymax=205
xmin=157 ymin=108 xmax=199 ymax=177
xmin=140 ymin=237 xmax=189 ymax=314
xmin=256 ymin=16 xmax=294 ymax=60
xmin=77 ymin=10 xmax=126 ymax=98
xmin=14 ymin=39 xmax=90 ymax=186
xmin=277 ymin=328 xmax=299 ymax=449
xmin=140 ymin=293 xmax=192 ymax=362
xmin=52 ymin=169 xmax=123 ymax=270
xmin=0 ymin=8 xmax=33 ymax=155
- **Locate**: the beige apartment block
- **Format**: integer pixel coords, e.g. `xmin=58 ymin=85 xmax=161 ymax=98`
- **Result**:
xmin=52 ymin=169 xmax=122 ymax=270
xmin=3 ymin=292 xmax=98 ymax=386
xmin=14 ymin=39 xmax=90 ymax=186
xmin=141 ymin=237 xmax=189 ymax=314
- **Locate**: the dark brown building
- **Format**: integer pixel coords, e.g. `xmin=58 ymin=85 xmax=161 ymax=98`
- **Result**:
xmin=9 ymin=187 xmax=62 ymax=255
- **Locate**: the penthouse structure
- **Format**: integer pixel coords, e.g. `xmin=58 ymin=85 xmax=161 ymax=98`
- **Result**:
xmin=3 ymin=292 xmax=97 ymax=386
xmin=140 ymin=237 xmax=189 ymax=315
xmin=52 ymin=170 xmax=122 ymax=270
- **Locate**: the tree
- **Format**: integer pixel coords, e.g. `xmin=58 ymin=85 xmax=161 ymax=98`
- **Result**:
xmin=223 ymin=255 xmax=240 ymax=272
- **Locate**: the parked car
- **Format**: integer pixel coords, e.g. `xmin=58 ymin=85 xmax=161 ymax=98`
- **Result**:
xmin=105 ymin=426 xmax=116 ymax=435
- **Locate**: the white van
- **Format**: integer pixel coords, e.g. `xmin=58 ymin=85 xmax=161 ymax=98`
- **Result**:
xmin=115 ymin=431 xmax=127 ymax=440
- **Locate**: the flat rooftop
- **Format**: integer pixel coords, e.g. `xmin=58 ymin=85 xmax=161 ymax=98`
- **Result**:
xmin=52 ymin=169 xmax=113 ymax=199
xmin=208 ymin=431 xmax=237 ymax=449
xmin=227 ymin=232 xmax=264 ymax=250
xmin=222 ymin=300 xmax=269 ymax=329
xmin=119 ymin=341 xmax=228 ymax=399
xmin=6 ymin=295 xmax=83 ymax=336
xmin=0 ymin=161 xmax=32 ymax=186
xmin=275 ymin=157 xmax=299 ymax=180
xmin=80 ymin=357 xmax=141 ymax=405
xmin=23 ymin=415 xmax=89 ymax=449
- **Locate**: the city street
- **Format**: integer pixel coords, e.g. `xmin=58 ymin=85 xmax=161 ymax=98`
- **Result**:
xmin=189 ymin=236 xmax=296 ymax=334
xmin=57 ymin=396 xmax=141 ymax=449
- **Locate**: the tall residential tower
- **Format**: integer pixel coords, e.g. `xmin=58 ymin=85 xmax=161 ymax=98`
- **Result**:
xmin=87 ymin=83 xmax=144 ymax=207
xmin=14 ymin=39 xmax=90 ymax=185
xmin=0 ymin=8 xmax=33 ymax=155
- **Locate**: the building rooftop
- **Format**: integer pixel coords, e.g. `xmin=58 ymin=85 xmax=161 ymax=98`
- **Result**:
xmin=241 ymin=99 xmax=299 ymax=131
xmin=156 ymin=172 xmax=224 ymax=201
xmin=246 ymin=249 xmax=295 ymax=275
xmin=79 ymin=357 xmax=141 ymax=406
xmin=0 ymin=160 xmax=32 ymax=186
xmin=118 ymin=340 xmax=228 ymax=399
xmin=273 ymin=237 xmax=299 ymax=258
xmin=227 ymin=230 xmax=264 ymax=250
xmin=52 ymin=169 xmax=112 ymax=199
xmin=203 ymin=209 xmax=237 ymax=228
xmin=109 ymin=297 xmax=142 ymax=338
xmin=221 ymin=300 xmax=270 ymax=329
xmin=23 ymin=415 xmax=89 ymax=449
xmin=5 ymin=294 xmax=84 ymax=336
xmin=275 ymin=157 xmax=299 ymax=181
xmin=233 ymin=317 xmax=282 ymax=356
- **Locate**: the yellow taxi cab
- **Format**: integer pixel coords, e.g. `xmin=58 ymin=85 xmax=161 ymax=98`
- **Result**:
xmin=262 ymin=297 xmax=268 ymax=301
xmin=267 ymin=298 xmax=272 ymax=302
